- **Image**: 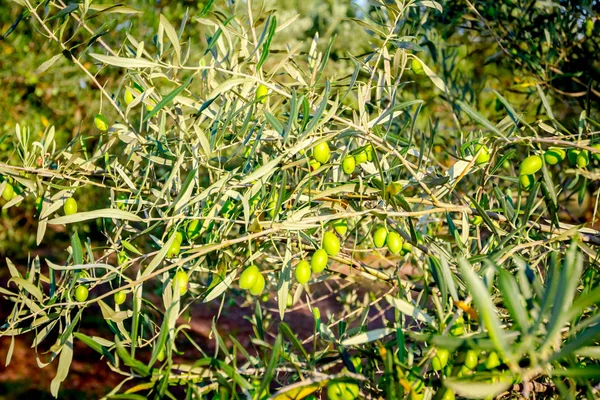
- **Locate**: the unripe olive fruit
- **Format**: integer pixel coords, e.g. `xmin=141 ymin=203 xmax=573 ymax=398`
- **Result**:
xmin=464 ymin=350 xmax=479 ymax=370
xmin=74 ymin=285 xmax=89 ymax=302
xmin=411 ymin=58 xmax=425 ymax=75
xmin=450 ymin=317 xmax=465 ymax=336
xmin=166 ymin=239 xmax=181 ymax=258
xmin=485 ymin=351 xmax=502 ymax=369
xmin=174 ymin=231 xmax=184 ymax=244
xmin=432 ymin=348 xmax=450 ymax=371
xmin=323 ymin=231 xmax=341 ymax=256
xmin=174 ymin=270 xmax=189 ymax=295
xmin=2 ymin=183 xmax=15 ymax=201
xmin=342 ymin=156 xmax=355 ymax=174
xmin=400 ymin=241 xmax=413 ymax=255
xmin=311 ymin=249 xmax=328 ymax=273
xmin=313 ymin=142 xmax=331 ymax=164
xmin=186 ymin=220 xmax=201 ymax=241
xmin=544 ymin=148 xmax=565 ymax=165
xmin=309 ymin=159 xmax=321 ymax=171
xmin=124 ymin=88 xmax=136 ymax=105
xmin=567 ymin=149 xmax=581 ymax=166
xmin=365 ymin=144 xmax=375 ymax=162
xmin=114 ymin=291 xmax=127 ymax=305
xmin=145 ymin=98 xmax=156 ymax=112
xmin=333 ymin=219 xmax=348 ymax=235
xmin=295 ymin=260 xmax=311 ymax=284
xmin=94 ymin=113 xmax=109 ymax=131
xmin=64 ymin=197 xmax=78 ymax=215
xmin=386 ymin=231 xmax=403 ymax=255
xmin=519 ymin=155 xmax=542 ymax=176
xmin=577 ymin=150 xmax=590 ymax=168
xmin=474 ymin=144 xmax=490 ymax=165
xmin=239 ymin=265 xmax=260 ymax=289
xmin=256 ymin=84 xmax=269 ymax=104
xmin=327 ymin=381 xmax=359 ymax=400
xmin=354 ymin=149 xmax=368 ymax=164
xmin=372 ymin=226 xmax=388 ymax=248
xmin=286 ymin=293 xmax=293 ymax=307
xmin=592 ymin=144 xmax=600 ymax=161
xmin=249 ymin=272 xmax=265 ymax=296
xmin=519 ymin=174 xmax=535 ymax=191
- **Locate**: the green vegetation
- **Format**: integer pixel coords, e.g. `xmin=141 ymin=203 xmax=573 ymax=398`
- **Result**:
xmin=0 ymin=0 xmax=600 ymax=399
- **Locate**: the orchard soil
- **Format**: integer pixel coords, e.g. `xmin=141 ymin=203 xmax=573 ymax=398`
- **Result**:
xmin=0 ymin=250 xmax=417 ymax=398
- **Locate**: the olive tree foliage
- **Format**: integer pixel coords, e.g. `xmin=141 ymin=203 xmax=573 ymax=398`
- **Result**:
xmin=436 ymin=0 xmax=600 ymax=118
xmin=1 ymin=0 xmax=600 ymax=399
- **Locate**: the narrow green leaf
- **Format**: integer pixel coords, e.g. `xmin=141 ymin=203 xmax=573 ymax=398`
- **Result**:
xmin=458 ymin=258 xmax=509 ymax=358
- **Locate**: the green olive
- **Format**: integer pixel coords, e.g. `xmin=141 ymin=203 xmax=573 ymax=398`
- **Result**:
xmin=239 ymin=265 xmax=260 ymax=289
xmin=450 ymin=317 xmax=465 ymax=336
xmin=485 ymin=351 xmax=502 ymax=369
xmin=174 ymin=231 xmax=184 ymax=244
xmin=411 ymin=58 xmax=425 ymax=75
xmin=354 ymin=149 xmax=368 ymax=164
xmin=577 ymin=150 xmax=590 ymax=168
xmin=474 ymin=144 xmax=490 ymax=165
xmin=256 ymin=84 xmax=269 ymax=104
xmin=544 ymin=148 xmax=565 ymax=165
xmin=2 ymin=183 xmax=15 ymax=201
xmin=365 ymin=144 xmax=375 ymax=162
xmin=286 ymin=293 xmax=293 ymax=307
xmin=323 ymin=231 xmax=341 ymax=256
xmin=386 ymin=231 xmax=403 ymax=255
xmin=249 ymin=272 xmax=265 ymax=296
xmin=519 ymin=174 xmax=535 ymax=191
xmin=124 ymin=88 xmax=136 ymax=105
xmin=342 ymin=156 xmax=356 ymax=174
xmin=463 ymin=350 xmax=479 ymax=370
xmin=400 ymin=241 xmax=413 ymax=255
xmin=166 ymin=239 xmax=181 ymax=258
xmin=519 ymin=155 xmax=543 ymax=175
xmin=174 ymin=270 xmax=189 ymax=295
xmin=310 ymin=249 xmax=328 ymax=273
xmin=432 ymin=348 xmax=450 ymax=371
xmin=333 ymin=219 xmax=348 ymax=236
xmin=295 ymin=260 xmax=311 ymax=284
xmin=94 ymin=113 xmax=109 ymax=131
xmin=591 ymin=144 xmax=600 ymax=161
xmin=567 ymin=149 xmax=581 ymax=166
xmin=327 ymin=381 xmax=359 ymax=400
xmin=373 ymin=226 xmax=388 ymax=248
xmin=470 ymin=215 xmax=483 ymax=226
xmin=74 ymin=285 xmax=89 ymax=302
xmin=186 ymin=220 xmax=201 ymax=241
xmin=114 ymin=291 xmax=127 ymax=305
xmin=313 ymin=142 xmax=331 ymax=164
xmin=64 ymin=197 xmax=78 ymax=215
